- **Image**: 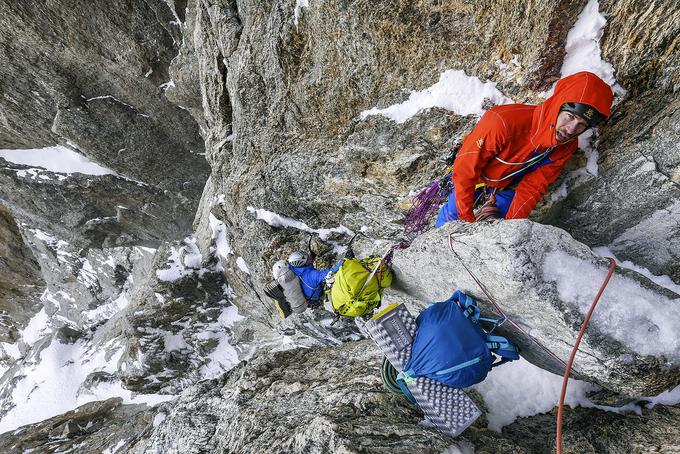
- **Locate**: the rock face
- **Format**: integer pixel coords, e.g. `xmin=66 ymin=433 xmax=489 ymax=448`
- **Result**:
xmin=124 ymin=340 xmax=680 ymax=454
xmin=498 ymin=404 xmax=680 ymax=454
xmin=1 ymin=0 xmax=680 ymax=452
xmin=0 ymin=0 xmax=210 ymax=248
xmin=0 ymin=159 xmax=196 ymax=249
xmin=0 ymin=398 xmax=158 ymax=454
xmin=171 ymin=0 xmax=599 ymax=311
xmin=538 ymin=0 xmax=680 ymax=281
xmin=0 ymin=205 xmax=43 ymax=343
xmin=128 ymin=340 xmax=465 ymax=454
xmin=0 ymin=1 xmax=206 ymax=195
xmin=116 ymin=238 xmax=247 ymax=394
xmin=392 ymin=220 xmax=680 ymax=397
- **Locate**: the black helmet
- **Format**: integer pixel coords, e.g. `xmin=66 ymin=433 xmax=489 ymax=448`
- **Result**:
xmin=560 ymin=102 xmax=606 ymax=127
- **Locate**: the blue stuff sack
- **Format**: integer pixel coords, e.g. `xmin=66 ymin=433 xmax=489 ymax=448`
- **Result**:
xmin=398 ymin=290 xmax=518 ymax=388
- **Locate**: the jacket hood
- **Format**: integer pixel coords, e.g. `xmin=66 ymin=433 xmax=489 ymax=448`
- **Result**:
xmin=530 ymin=71 xmax=614 ymax=148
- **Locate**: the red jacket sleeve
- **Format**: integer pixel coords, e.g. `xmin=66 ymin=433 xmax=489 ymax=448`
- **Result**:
xmin=452 ymin=111 xmax=507 ymax=222
xmin=505 ymin=146 xmax=575 ymax=219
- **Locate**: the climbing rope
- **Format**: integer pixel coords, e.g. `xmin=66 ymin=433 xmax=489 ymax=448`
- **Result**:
xmin=447 ymin=233 xmax=617 ymax=451
xmin=447 ymin=233 xmax=568 ymax=369
xmin=380 ymin=356 xmax=403 ymax=395
xmin=556 ymin=257 xmax=616 ymax=454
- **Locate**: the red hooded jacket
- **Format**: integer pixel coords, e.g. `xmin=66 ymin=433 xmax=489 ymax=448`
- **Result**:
xmin=452 ymin=71 xmax=614 ymax=222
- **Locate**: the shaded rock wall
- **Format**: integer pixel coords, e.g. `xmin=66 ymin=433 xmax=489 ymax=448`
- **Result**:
xmin=0 ymin=398 xmax=157 ymax=454
xmin=0 ymin=0 xmax=210 ymax=249
xmin=0 ymin=206 xmax=43 ymax=342
xmin=0 ymin=160 xmax=195 ymax=249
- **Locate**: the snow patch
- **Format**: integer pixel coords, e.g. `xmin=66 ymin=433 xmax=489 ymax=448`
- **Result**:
xmin=592 ymin=247 xmax=680 ymax=295
xmin=209 ymin=213 xmax=232 ymax=261
xmin=644 ymin=384 xmax=680 ymax=407
xmin=0 ymin=146 xmax=116 ymax=176
xmin=152 ymin=411 xmax=167 ymax=427
xmin=160 ymin=80 xmax=175 ymax=91
xmin=560 ymin=0 xmax=625 ymax=98
xmin=84 ymin=293 xmax=130 ymax=324
xmin=20 ymin=307 xmax=50 ymax=345
xmin=163 ymin=333 xmax=189 ymax=352
xmin=360 ymin=69 xmax=513 ymax=124
xmin=0 ymin=338 xmax=173 ymax=433
xmin=156 ymin=237 xmax=203 ymax=282
xmin=247 ymin=206 xmax=353 ymax=242
xmin=236 ymin=257 xmax=250 ymax=274
xmin=198 ymin=305 xmax=247 ymax=379
xmin=543 ymin=250 xmax=680 ymax=359
xmin=294 ymin=0 xmax=310 ymax=28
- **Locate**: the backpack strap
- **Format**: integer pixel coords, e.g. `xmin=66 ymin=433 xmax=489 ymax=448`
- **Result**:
xmin=395 ymin=373 xmax=418 ymax=404
xmin=485 ymin=334 xmax=519 ymax=368
xmin=356 ymin=250 xmax=392 ymax=298
xmin=451 ymin=290 xmax=481 ymax=321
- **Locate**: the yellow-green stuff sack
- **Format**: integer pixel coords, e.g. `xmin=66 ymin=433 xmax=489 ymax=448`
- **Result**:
xmin=330 ymin=257 xmax=393 ymax=317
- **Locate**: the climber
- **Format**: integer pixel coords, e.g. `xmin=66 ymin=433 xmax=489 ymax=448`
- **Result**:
xmin=435 ymin=71 xmax=614 ymax=226
xmin=287 ymin=251 xmax=341 ymax=307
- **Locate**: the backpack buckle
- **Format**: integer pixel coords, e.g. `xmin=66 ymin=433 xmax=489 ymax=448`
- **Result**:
xmin=488 ymin=341 xmax=501 ymax=350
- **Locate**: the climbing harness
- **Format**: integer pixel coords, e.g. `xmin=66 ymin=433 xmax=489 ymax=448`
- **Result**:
xmin=473 ymin=188 xmax=501 ymax=222
xmin=556 ymin=257 xmax=616 ymax=454
xmin=482 ymin=146 xmax=556 ymax=182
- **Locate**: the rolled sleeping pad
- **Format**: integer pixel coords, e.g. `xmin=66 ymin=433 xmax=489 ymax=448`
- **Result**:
xmin=264 ymin=280 xmax=292 ymax=318
xmin=272 ymin=260 xmax=308 ymax=313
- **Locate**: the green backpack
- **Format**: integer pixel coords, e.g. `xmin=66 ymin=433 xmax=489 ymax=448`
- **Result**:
xmin=330 ymin=256 xmax=393 ymax=317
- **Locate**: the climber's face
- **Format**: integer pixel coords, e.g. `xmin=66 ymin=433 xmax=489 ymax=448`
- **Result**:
xmin=555 ymin=111 xmax=589 ymax=143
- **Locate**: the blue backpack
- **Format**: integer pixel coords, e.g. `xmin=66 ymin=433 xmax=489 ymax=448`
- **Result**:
xmin=397 ymin=291 xmax=519 ymax=392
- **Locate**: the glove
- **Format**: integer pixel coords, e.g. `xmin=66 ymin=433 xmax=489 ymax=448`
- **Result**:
xmin=324 ymin=271 xmax=335 ymax=288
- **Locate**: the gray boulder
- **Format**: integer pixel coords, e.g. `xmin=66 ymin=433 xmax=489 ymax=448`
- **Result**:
xmin=392 ymin=220 xmax=680 ymax=397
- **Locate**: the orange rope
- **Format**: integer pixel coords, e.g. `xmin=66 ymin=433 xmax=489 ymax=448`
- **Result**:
xmin=556 ymin=257 xmax=616 ymax=454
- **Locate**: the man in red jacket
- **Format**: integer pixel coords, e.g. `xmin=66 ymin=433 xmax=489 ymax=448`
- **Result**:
xmin=435 ymin=71 xmax=614 ymax=226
